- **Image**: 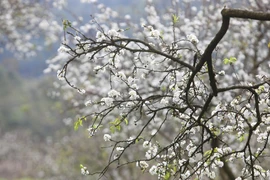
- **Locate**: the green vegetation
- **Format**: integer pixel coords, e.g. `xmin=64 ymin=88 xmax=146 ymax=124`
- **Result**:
xmin=0 ymin=66 xmax=63 ymax=137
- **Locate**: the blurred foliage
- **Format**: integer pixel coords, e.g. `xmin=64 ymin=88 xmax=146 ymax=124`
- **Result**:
xmin=0 ymin=65 xmax=64 ymax=138
xmin=0 ymin=65 xmax=130 ymax=179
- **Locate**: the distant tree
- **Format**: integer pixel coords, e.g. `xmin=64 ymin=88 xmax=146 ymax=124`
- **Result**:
xmin=48 ymin=0 xmax=270 ymax=179
xmin=0 ymin=0 xmax=61 ymax=57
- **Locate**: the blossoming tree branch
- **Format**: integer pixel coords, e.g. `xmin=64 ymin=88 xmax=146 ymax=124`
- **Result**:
xmin=47 ymin=1 xmax=270 ymax=179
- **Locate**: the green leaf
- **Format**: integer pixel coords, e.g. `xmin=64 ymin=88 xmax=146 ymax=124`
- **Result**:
xmin=230 ymin=57 xmax=237 ymax=63
xmin=224 ymin=57 xmax=237 ymax=65
xmin=74 ymin=119 xmax=82 ymax=131
xmin=256 ymin=85 xmax=265 ymax=94
xmin=74 ymin=116 xmax=87 ymax=131
xmin=161 ymin=86 xmax=167 ymax=92
xmin=124 ymin=118 xmax=129 ymax=125
xmin=110 ymin=126 xmax=116 ymax=133
xmin=211 ymin=128 xmax=220 ymax=136
xmin=223 ymin=58 xmax=230 ymax=65
xmin=239 ymin=134 xmax=245 ymax=142
xmin=116 ymin=125 xmax=121 ymax=131
xmin=62 ymin=19 xmax=72 ymax=30
xmin=204 ymin=149 xmax=213 ymax=157
xmin=109 ymin=117 xmax=129 ymax=133
xmin=172 ymin=14 xmax=179 ymax=24
xmin=135 ymin=137 xmax=142 ymax=143
xmin=164 ymin=171 xmax=171 ymax=180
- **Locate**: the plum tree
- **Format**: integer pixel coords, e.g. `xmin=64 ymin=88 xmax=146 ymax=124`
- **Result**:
xmin=47 ymin=0 xmax=270 ymax=179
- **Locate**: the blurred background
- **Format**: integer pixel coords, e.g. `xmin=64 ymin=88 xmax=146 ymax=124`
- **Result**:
xmin=0 ymin=0 xmax=151 ymax=179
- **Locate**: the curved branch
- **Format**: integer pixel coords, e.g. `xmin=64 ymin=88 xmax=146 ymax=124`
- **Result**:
xmin=186 ymin=8 xmax=270 ymax=97
xmin=221 ymin=9 xmax=270 ymax=20
xmin=186 ymin=13 xmax=229 ymax=97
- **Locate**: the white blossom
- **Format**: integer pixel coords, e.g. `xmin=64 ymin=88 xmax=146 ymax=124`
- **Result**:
xmin=214 ymin=160 xmax=224 ymax=168
xmin=78 ymin=89 xmax=86 ymax=94
xmin=57 ymin=70 xmax=65 ymax=81
xmin=94 ymin=65 xmax=103 ymax=73
xmin=143 ymin=141 xmax=151 ymax=148
xmin=129 ymin=90 xmax=139 ymax=100
xmin=108 ymin=29 xmax=119 ymax=38
xmin=108 ymin=89 xmax=121 ymax=98
xmin=150 ymin=29 xmax=160 ymax=38
xmin=81 ymin=166 xmax=89 ymax=175
xmin=136 ymin=161 xmax=149 ymax=169
xmin=145 ymin=144 xmax=158 ymax=159
xmin=85 ymin=100 xmax=92 ymax=106
xmin=117 ymin=72 xmax=127 ymax=80
xmin=179 ymin=159 xmax=186 ymax=166
xmin=125 ymin=14 xmax=131 ymax=20
xmin=181 ymin=170 xmax=190 ymax=179
xmin=74 ymin=35 xmax=81 ymax=41
xmin=257 ymin=132 xmax=268 ymax=143
xmin=103 ymin=134 xmax=111 ymax=141
xmin=187 ymin=34 xmax=199 ymax=44
xmin=87 ymin=126 xmax=96 ymax=136
xmin=131 ymin=84 xmax=138 ymax=90
xmin=149 ymin=165 xmax=157 ymax=175
xmin=58 ymin=45 xmax=70 ymax=53
xmin=207 ymin=171 xmax=216 ymax=179
xmin=101 ymin=97 xmax=114 ymax=106
xmin=116 ymin=147 xmax=124 ymax=152
xmin=218 ymin=70 xmax=225 ymax=76
xmin=96 ymin=31 xmax=106 ymax=42
xmin=126 ymin=101 xmax=135 ymax=107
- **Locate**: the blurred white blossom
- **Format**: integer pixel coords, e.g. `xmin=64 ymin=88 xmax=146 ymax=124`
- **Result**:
xmin=187 ymin=34 xmax=199 ymax=44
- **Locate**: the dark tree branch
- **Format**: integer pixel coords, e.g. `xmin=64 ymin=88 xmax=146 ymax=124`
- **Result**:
xmin=222 ymin=8 xmax=270 ymax=20
xmin=186 ymin=8 xmax=270 ymax=98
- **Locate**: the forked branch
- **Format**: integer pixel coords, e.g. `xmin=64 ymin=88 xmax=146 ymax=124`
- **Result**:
xmin=186 ymin=8 xmax=270 ymax=97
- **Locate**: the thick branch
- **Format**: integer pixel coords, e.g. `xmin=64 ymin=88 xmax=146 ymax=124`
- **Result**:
xmin=222 ymin=9 xmax=270 ymax=20
xmin=200 ymin=15 xmax=230 ymax=96
xmin=186 ymin=14 xmax=229 ymax=97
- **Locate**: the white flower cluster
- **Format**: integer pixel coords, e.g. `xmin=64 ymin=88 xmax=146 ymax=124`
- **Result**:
xmin=108 ymin=89 xmax=121 ymax=98
xmin=142 ymin=24 xmax=160 ymax=38
xmin=144 ymin=141 xmax=158 ymax=159
xmin=80 ymin=165 xmax=89 ymax=175
xmin=87 ymin=126 xmax=96 ymax=137
xmin=103 ymin=134 xmax=111 ymax=141
xmin=150 ymin=29 xmax=160 ymax=38
xmin=96 ymin=29 xmax=121 ymax=42
xmin=108 ymin=29 xmax=120 ymax=39
xmin=100 ymin=97 xmax=114 ymax=106
xmin=116 ymin=71 xmax=127 ymax=80
xmin=129 ymin=90 xmax=139 ymax=100
xmin=96 ymin=31 xmax=106 ymax=42
xmin=84 ymin=100 xmax=91 ymax=106
xmin=57 ymin=45 xmax=70 ymax=53
xmin=136 ymin=161 xmax=149 ymax=170
xmin=149 ymin=162 xmax=167 ymax=178
xmin=116 ymin=147 xmax=124 ymax=152
xmin=77 ymin=89 xmax=86 ymax=94
xmin=57 ymin=69 xmax=65 ymax=81
xmin=187 ymin=34 xmax=199 ymax=44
